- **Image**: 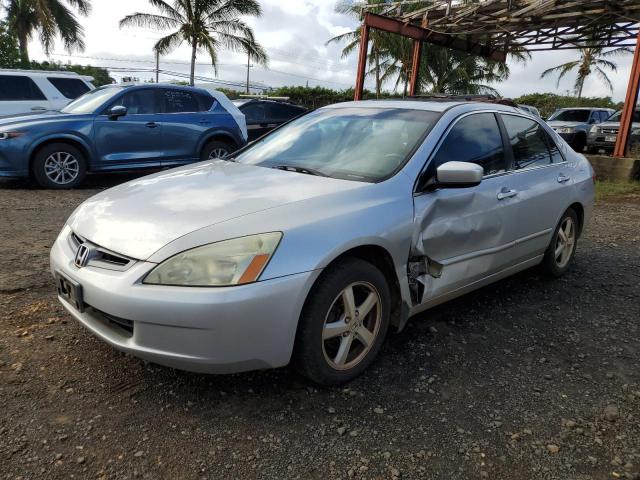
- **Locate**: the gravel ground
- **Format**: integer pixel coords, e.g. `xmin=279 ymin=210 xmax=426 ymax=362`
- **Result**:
xmin=1 ymin=175 xmax=639 ymax=480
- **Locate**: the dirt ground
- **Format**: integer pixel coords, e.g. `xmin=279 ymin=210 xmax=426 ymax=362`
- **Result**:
xmin=1 ymin=175 xmax=639 ymax=480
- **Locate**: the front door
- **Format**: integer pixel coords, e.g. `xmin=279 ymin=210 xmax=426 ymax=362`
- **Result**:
xmin=93 ymin=89 xmax=163 ymax=170
xmin=412 ymin=112 xmax=521 ymax=305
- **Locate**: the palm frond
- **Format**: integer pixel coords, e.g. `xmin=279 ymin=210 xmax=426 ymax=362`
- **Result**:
xmin=119 ymin=13 xmax=182 ymax=30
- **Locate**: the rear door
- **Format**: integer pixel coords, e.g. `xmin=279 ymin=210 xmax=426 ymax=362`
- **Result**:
xmin=156 ymin=88 xmax=213 ymax=166
xmin=0 ymin=74 xmax=51 ymax=116
xmin=412 ymin=112 xmax=521 ymax=304
xmin=498 ymin=113 xmax=573 ymax=261
xmin=93 ymin=89 xmax=164 ymax=169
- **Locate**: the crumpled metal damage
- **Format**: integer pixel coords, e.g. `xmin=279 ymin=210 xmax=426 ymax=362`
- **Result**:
xmin=408 ymin=185 xmax=517 ymax=305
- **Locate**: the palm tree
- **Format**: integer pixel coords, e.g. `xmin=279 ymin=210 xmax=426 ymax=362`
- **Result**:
xmin=540 ymin=47 xmax=632 ymax=99
xmin=120 ymin=0 xmax=267 ymax=86
xmin=4 ymin=0 xmax=91 ymax=65
xmin=327 ymin=0 xmax=389 ymax=98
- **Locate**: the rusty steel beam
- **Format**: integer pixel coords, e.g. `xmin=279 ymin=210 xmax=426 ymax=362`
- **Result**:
xmin=409 ymin=39 xmax=422 ymax=96
xmin=363 ymin=12 xmax=507 ymax=63
xmin=614 ymin=31 xmax=640 ymax=157
xmin=354 ymin=23 xmax=370 ymax=101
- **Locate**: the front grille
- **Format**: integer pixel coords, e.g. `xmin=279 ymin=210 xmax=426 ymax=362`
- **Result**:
xmin=87 ymin=304 xmax=134 ymax=336
xmin=67 ymin=230 xmax=136 ymax=271
xmin=600 ymin=128 xmax=619 ymax=134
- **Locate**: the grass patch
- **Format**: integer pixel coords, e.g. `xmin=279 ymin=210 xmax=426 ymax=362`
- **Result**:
xmin=596 ymin=181 xmax=640 ymax=202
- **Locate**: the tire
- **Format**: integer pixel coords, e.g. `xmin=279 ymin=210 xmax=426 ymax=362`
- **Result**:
xmin=571 ymin=134 xmax=586 ymax=153
xmin=541 ymin=208 xmax=579 ymax=277
xmin=293 ymin=258 xmax=391 ymax=386
xmin=32 ymin=142 xmax=87 ymax=189
xmin=586 ymin=146 xmax=599 ymax=155
xmin=201 ymin=140 xmax=233 ymax=161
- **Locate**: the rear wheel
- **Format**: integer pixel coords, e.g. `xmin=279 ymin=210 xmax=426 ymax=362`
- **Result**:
xmin=293 ymin=258 xmax=390 ymax=386
xmin=201 ymin=140 xmax=233 ymax=161
xmin=541 ymin=208 xmax=579 ymax=277
xmin=32 ymin=143 xmax=87 ymax=189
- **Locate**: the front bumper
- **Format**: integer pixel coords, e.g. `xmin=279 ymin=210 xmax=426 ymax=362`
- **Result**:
xmin=50 ymin=227 xmax=319 ymax=374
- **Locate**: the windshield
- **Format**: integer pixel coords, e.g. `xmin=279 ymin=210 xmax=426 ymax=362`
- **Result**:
xmin=234 ymin=107 xmax=439 ymax=182
xmin=606 ymin=110 xmax=640 ymax=123
xmin=548 ymin=110 xmax=590 ymax=122
xmin=61 ymin=87 xmax=123 ymax=114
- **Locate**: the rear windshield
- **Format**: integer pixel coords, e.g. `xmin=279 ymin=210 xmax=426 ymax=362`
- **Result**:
xmin=548 ymin=110 xmax=590 ymax=122
xmin=234 ymin=107 xmax=439 ymax=182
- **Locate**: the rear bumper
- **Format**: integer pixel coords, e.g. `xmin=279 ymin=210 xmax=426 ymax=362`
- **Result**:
xmin=50 ymin=226 xmax=320 ymax=374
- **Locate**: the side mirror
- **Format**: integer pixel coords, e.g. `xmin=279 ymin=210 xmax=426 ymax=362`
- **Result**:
xmin=436 ymin=161 xmax=483 ymax=188
xmin=108 ymin=105 xmax=127 ymax=119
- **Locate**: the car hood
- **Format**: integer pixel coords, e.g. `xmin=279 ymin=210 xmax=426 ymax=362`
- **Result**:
xmin=0 ymin=111 xmax=89 ymax=129
xmin=547 ymin=121 xmax=584 ymax=128
xmin=68 ymin=160 xmax=367 ymax=260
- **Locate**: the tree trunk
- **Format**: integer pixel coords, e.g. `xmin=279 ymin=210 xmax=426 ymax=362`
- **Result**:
xmin=189 ymin=39 xmax=197 ymax=86
xmin=577 ymin=79 xmax=584 ymax=100
xmin=375 ymin=49 xmax=381 ymax=99
xmin=17 ymin=30 xmax=30 ymax=66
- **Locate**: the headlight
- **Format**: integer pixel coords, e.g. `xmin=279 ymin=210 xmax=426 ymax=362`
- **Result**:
xmin=590 ymin=125 xmax=598 ymax=134
xmin=0 ymin=132 xmax=24 ymax=140
xmin=556 ymin=127 xmax=575 ymax=134
xmin=143 ymin=232 xmax=282 ymax=286
xmin=632 ymin=128 xmax=640 ymax=136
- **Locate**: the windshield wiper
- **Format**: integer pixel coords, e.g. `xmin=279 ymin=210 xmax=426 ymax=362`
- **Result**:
xmin=272 ymin=165 xmax=328 ymax=177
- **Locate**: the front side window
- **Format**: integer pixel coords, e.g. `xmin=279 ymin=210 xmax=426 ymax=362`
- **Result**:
xmin=501 ymin=115 xmax=553 ymax=170
xmin=0 ymin=75 xmax=46 ymax=101
xmin=162 ymin=89 xmax=199 ymax=113
xmin=235 ymin=107 xmax=439 ymax=182
xmin=47 ymin=77 xmax=90 ymax=99
xmin=118 ymin=89 xmax=158 ymax=115
xmin=432 ymin=113 xmax=506 ymax=176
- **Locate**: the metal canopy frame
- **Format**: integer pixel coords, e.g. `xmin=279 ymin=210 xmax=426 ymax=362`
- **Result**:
xmin=353 ymin=0 xmax=640 ymax=157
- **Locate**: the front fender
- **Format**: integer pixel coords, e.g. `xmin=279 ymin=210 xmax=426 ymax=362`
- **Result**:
xmin=28 ymin=132 xmax=93 ymax=162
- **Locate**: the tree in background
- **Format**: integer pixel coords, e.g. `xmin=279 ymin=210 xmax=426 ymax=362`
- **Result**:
xmin=120 ymin=0 xmax=268 ymax=86
xmin=540 ymin=47 xmax=632 ymax=99
xmin=327 ymin=0 xmax=390 ymax=98
xmin=0 ymin=21 xmax=21 ymax=68
xmin=3 ymin=0 xmax=91 ymax=65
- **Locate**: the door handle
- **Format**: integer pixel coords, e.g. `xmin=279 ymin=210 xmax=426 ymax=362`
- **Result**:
xmin=557 ymin=174 xmax=571 ymax=183
xmin=199 ymin=119 xmax=210 ymax=124
xmin=497 ymin=188 xmax=518 ymax=200
xmin=145 ymin=122 xmax=158 ymax=129
xmin=31 ymin=106 xmax=47 ymax=111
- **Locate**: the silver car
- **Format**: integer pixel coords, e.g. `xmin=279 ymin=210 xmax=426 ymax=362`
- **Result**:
xmin=50 ymin=100 xmax=595 ymax=385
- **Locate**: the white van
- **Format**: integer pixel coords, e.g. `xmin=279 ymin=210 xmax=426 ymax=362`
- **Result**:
xmin=0 ymin=69 xmax=95 ymax=117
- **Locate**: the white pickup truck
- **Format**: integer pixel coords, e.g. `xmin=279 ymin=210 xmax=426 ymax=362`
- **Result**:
xmin=0 ymin=69 xmax=95 ymax=117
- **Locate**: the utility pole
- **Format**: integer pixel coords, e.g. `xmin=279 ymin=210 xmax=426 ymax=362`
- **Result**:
xmin=246 ymin=50 xmax=251 ymax=94
xmin=155 ymin=50 xmax=159 ymax=83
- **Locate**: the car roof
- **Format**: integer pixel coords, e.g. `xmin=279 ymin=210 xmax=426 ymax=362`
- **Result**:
xmin=0 ymin=68 xmax=93 ymax=82
xmin=323 ymin=99 xmax=525 ymax=114
xmin=556 ymin=107 xmax=613 ymax=111
xmin=97 ymin=83 xmax=213 ymax=95
xmin=234 ymin=98 xmax=306 ymax=108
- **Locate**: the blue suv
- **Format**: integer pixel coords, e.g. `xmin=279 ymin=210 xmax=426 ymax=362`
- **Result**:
xmin=0 ymin=84 xmax=247 ymax=188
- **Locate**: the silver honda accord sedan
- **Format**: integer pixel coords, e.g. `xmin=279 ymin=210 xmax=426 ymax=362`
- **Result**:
xmin=50 ymin=99 xmax=595 ymax=385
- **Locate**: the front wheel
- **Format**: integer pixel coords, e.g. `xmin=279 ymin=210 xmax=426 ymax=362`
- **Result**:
xmin=293 ymin=258 xmax=391 ymax=386
xmin=541 ymin=208 xmax=579 ymax=277
xmin=32 ymin=143 xmax=87 ymax=189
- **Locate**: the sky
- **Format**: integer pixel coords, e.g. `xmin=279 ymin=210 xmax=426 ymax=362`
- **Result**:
xmin=16 ymin=0 xmax=637 ymax=101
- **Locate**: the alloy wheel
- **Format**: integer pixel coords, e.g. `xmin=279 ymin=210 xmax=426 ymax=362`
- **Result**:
xmin=44 ymin=152 xmax=80 ymax=185
xmin=208 ymin=148 xmax=229 ymax=159
xmin=554 ymin=217 xmax=576 ymax=268
xmin=321 ymin=281 xmax=382 ymax=371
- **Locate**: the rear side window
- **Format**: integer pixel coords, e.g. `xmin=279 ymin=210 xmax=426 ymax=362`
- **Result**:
xmin=501 ymin=115 xmax=557 ymax=169
xmin=47 ymin=77 xmax=90 ymax=99
xmin=242 ymin=103 xmax=266 ymax=123
xmin=196 ymin=93 xmax=214 ymax=111
xmin=432 ymin=113 xmax=506 ymax=176
xmin=0 ymin=75 xmax=46 ymax=101
xmin=162 ymin=89 xmax=199 ymax=113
